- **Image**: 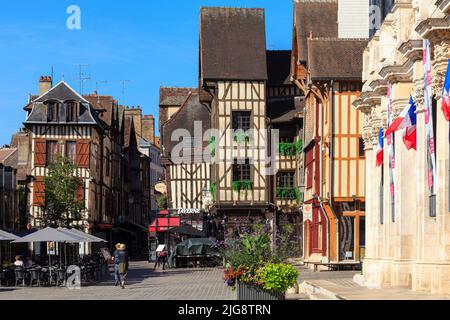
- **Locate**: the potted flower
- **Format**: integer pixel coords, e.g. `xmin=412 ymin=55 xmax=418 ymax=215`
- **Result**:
xmin=221 ymin=225 xmax=299 ymax=300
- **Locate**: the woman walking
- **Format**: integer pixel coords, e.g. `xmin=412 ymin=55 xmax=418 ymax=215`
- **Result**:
xmin=118 ymin=244 xmax=129 ymax=289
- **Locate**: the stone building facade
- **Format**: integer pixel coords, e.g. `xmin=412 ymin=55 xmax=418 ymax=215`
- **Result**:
xmin=353 ymin=0 xmax=450 ymax=294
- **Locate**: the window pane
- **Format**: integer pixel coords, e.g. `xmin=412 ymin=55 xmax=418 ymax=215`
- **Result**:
xmin=66 ymin=141 xmax=76 ymax=164
xmin=46 ymin=141 xmax=58 ymax=163
xmin=67 ymin=102 xmax=78 ymax=122
xmin=233 ymin=159 xmax=251 ymax=180
xmin=47 ymin=103 xmax=58 ymax=122
xmin=232 ymin=111 xmax=251 ymax=131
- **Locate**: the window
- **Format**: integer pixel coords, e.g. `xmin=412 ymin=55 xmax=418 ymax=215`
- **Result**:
xmin=277 ymin=172 xmax=295 ymax=188
xmin=105 ymin=148 xmax=110 ymax=177
xmin=46 ymin=141 xmax=58 ymax=164
xmin=66 ymin=141 xmax=76 ymax=164
xmin=66 ymin=101 xmax=78 ymax=122
xmin=47 ymin=102 xmax=59 ymax=122
xmin=233 ymin=159 xmax=251 ymax=181
xmin=232 ymin=111 xmax=251 ymax=131
xmin=359 ymin=138 xmax=365 ymax=157
xmin=305 ymin=148 xmax=314 ymax=189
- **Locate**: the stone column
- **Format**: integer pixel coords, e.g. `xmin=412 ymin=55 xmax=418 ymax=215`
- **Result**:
xmin=390 ymin=81 xmax=417 ymax=288
xmin=361 ymin=101 xmax=385 ymax=289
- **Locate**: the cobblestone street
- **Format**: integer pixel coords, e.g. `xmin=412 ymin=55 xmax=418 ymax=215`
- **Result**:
xmin=0 ymin=261 xmax=236 ymax=300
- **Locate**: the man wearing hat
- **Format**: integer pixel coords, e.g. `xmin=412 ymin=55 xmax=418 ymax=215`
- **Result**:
xmin=112 ymin=243 xmax=121 ymax=286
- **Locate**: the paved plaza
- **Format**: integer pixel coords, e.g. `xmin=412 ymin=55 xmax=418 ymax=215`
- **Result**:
xmin=295 ymin=266 xmax=450 ymax=300
xmin=0 ymin=261 xmax=236 ymax=300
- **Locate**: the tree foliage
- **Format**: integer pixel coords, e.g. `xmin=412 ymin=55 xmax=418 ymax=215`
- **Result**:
xmin=40 ymin=156 xmax=84 ymax=229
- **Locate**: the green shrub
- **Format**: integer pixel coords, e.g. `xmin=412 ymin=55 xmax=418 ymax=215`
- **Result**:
xmin=209 ymin=182 xmax=217 ymax=201
xmin=259 ymin=263 xmax=299 ymax=293
xmin=278 ymin=140 xmax=303 ymax=156
xmin=209 ymin=136 xmax=216 ymax=157
xmin=233 ymin=132 xmax=250 ymax=143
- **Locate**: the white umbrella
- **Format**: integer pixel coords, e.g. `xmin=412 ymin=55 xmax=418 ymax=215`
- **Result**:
xmin=12 ymin=227 xmax=80 ymax=285
xmin=0 ymin=230 xmax=19 ymax=265
xmin=12 ymin=227 xmax=78 ymax=243
xmin=63 ymin=228 xmax=107 ymax=243
xmin=56 ymin=228 xmax=88 ymax=267
xmin=0 ymin=230 xmax=20 ymax=241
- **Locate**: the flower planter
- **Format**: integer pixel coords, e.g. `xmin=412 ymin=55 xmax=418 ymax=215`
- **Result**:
xmin=237 ymin=282 xmax=285 ymax=301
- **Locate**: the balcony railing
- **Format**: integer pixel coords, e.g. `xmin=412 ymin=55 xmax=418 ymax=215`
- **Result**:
xmin=278 ymin=140 xmax=302 ymax=157
xmin=276 ymin=187 xmax=303 ymax=203
xmin=232 ymin=180 xmax=253 ymax=192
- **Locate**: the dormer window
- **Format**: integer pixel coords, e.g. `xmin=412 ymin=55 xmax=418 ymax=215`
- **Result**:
xmin=47 ymin=102 xmax=59 ymax=122
xmin=66 ymin=101 xmax=79 ymax=122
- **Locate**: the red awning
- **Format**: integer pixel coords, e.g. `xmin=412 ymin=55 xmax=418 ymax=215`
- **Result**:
xmin=148 ymin=216 xmax=180 ymax=232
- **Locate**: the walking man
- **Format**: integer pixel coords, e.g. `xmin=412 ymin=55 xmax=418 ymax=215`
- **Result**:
xmin=112 ymin=243 xmax=121 ymax=286
xmin=118 ymin=243 xmax=129 ymax=289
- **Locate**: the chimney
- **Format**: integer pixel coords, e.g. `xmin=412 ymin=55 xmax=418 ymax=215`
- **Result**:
xmin=39 ymin=76 xmax=52 ymax=96
xmin=123 ymin=107 xmax=143 ymax=137
xmin=142 ymin=115 xmax=155 ymax=145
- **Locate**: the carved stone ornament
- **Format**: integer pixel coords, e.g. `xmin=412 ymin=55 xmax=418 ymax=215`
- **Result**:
xmin=432 ymin=38 xmax=450 ymax=99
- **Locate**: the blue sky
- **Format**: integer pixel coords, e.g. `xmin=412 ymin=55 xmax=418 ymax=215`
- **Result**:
xmin=0 ymin=0 xmax=293 ymax=145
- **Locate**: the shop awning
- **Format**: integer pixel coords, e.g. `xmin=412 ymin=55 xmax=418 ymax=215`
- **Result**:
xmin=148 ymin=216 xmax=181 ymax=233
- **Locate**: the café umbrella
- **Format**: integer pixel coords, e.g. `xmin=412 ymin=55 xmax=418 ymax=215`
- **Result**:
xmin=56 ymin=228 xmax=88 ymax=267
xmin=60 ymin=228 xmax=107 ymax=243
xmin=12 ymin=227 xmax=80 ymax=284
xmin=57 ymin=228 xmax=107 ymax=266
xmin=0 ymin=229 xmax=19 ymax=264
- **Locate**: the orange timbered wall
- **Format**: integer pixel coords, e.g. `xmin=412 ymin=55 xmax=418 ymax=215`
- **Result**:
xmin=325 ymin=88 xmax=365 ymax=200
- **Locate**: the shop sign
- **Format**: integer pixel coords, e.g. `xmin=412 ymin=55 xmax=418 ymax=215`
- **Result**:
xmin=303 ymin=204 xmax=312 ymax=222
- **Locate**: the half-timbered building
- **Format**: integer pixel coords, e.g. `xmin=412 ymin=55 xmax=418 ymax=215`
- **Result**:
xmin=199 ymin=7 xmax=273 ymax=235
xmin=291 ymin=0 xmax=368 ymax=264
xmin=267 ymin=50 xmax=305 ymax=256
xmin=22 ymin=77 xmax=153 ymax=254
xmin=160 ymin=90 xmax=211 ymax=222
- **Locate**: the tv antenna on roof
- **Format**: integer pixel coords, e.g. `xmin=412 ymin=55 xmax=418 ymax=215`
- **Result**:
xmin=73 ymin=64 xmax=91 ymax=94
xmin=120 ymin=80 xmax=131 ymax=103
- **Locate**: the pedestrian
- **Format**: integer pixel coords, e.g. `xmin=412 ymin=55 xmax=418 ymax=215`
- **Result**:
xmin=118 ymin=244 xmax=129 ymax=289
xmin=14 ymin=256 xmax=24 ymax=268
xmin=154 ymin=247 xmax=167 ymax=270
xmin=112 ymin=243 xmax=121 ymax=286
xmin=24 ymin=255 xmax=33 ymax=269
